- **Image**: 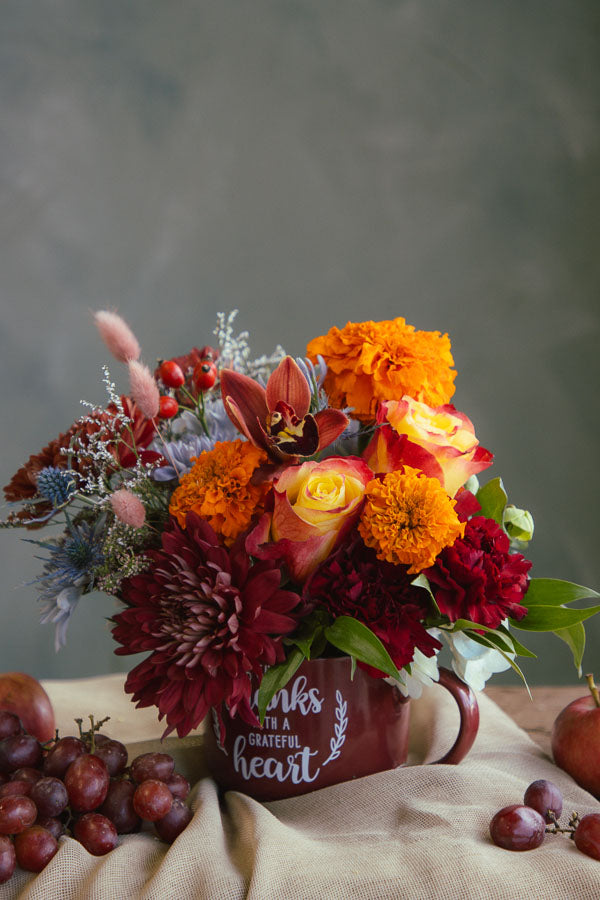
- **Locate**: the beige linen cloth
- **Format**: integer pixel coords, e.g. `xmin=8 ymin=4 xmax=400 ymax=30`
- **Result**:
xmin=1 ymin=673 xmax=599 ymax=899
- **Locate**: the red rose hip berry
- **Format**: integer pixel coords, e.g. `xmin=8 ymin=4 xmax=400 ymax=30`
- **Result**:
xmin=192 ymin=360 xmax=217 ymax=392
xmin=158 ymin=360 xmax=185 ymax=389
xmin=158 ymin=396 xmax=179 ymax=418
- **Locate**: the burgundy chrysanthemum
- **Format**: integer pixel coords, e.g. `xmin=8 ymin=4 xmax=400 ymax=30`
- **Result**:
xmin=425 ymin=515 xmax=531 ymax=628
xmin=305 ymin=531 xmax=442 ymax=675
xmin=112 ymin=512 xmax=303 ymax=738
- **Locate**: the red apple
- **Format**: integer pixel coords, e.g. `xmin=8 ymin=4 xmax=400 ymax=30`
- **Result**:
xmin=551 ymin=674 xmax=600 ymax=798
xmin=0 ymin=674 xmax=55 ymax=743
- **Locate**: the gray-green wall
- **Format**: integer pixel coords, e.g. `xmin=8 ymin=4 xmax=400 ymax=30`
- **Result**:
xmin=0 ymin=1 xmax=598 ymax=685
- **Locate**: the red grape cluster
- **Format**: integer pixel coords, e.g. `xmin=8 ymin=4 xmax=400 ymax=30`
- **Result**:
xmin=490 ymin=778 xmax=600 ymax=860
xmin=0 ymin=710 xmax=193 ymax=885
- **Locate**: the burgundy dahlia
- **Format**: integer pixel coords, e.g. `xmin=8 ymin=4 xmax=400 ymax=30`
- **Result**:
xmin=112 ymin=512 xmax=302 ymax=738
xmin=425 ymin=515 xmax=531 ymax=629
xmin=305 ymin=531 xmax=441 ymax=674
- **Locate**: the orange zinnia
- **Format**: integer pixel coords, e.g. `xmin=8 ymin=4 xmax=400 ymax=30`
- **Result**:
xmin=169 ymin=440 xmax=268 ymax=545
xmin=306 ymin=318 xmax=456 ymax=422
xmin=358 ymin=467 xmax=465 ymax=574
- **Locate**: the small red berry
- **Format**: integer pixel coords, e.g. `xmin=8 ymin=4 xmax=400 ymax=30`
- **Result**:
xmin=158 ymin=360 xmax=185 ymax=389
xmin=192 ymin=361 xmax=217 ymax=392
xmin=158 ymin=396 xmax=179 ymax=418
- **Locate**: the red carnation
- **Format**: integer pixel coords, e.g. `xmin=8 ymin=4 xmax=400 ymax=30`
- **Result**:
xmin=112 ymin=512 xmax=302 ymax=737
xmin=425 ymin=516 xmax=531 ymax=629
xmin=305 ymin=531 xmax=441 ymax=675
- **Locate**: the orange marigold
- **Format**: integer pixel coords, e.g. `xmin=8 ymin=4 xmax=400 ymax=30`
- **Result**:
xmin=169 ymin=440 xmax=268 ymax=545
xmin=306 ymin=318 xmax=456 ymax=422
xmin=358 ymin=467 xmax=465 ymax=574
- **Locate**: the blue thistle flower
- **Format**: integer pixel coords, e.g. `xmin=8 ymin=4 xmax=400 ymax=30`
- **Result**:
xmin=35 ymin=467 xmax=76 ymax=507
xmin=29 ymin=516 xmax=106 ymax=651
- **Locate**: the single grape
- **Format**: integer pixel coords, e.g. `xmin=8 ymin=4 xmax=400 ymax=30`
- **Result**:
xmin=489 ymin=804 xmax=546 ymax=851
xmin=98 ymin=780 xmax=141 ymax=834
xmin=154 ymin=798 xmax=193 ymax=844
xmin=43 ymin=736 xmax=86 ymax=778
xmin=14 ymin=825 xmax=59 ymax=872
xmin=0 ymin=834 xmax=16 ymax=884
xmin=0 ymin=781 xmax=32 ymax=798
xmin=91 ymin=738 xmax=128 ymax=777
xmin=0 ymin=712 xmax=22 ymax=740
xmin=0 ymin=735 xmax=42 ymax=773
xmin=165 ymin=773 xmax=190 ymax=800
xmin=574 ymin=814 xmax=600 ymax=861
xmin=130 ymin=752 xmax=175 ymax=784
xmin=11 ymin=767 xmax=43 ymax=784
xmin=133 ymin=780 xmax=173 ymax=822
xmin=29 ymin=777 xmax=69 ymax=818
xmin=74 ymin=813 xmax=118 ymax=856
xmin=523 ymin=779 xmax=563 ymax=823
xmin=0 ymin=795 xmax=38 ymax=835
xmin=35 ymin=816 xmax=64 ymax=841
xmin=64 ymin=755 xmax=109 ymax=813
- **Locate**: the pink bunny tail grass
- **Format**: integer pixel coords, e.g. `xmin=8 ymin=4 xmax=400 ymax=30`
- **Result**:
xmin=94 ymin=310 xmax=141 ymax=363
xmin=110 ymin=489 xmax=146 ymax=528
xmin=128 ymin=360 xmax=160 ymax=419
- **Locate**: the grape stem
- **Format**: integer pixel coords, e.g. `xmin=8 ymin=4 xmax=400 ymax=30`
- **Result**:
xmin=545 ymin=810 xmax=580 ymax=839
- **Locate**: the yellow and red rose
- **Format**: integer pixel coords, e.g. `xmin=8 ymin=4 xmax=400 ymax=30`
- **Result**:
xmin=247 ymin=456 xmax=373 ymax=583
xmin=364 ymin=397 xmax=493 ymax=498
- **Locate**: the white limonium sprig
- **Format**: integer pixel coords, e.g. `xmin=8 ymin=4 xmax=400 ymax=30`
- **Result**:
xmin=63 ymin=365 xmax=144 ymax=499
xmin=214 ymin=309 xmax=286 ymax=380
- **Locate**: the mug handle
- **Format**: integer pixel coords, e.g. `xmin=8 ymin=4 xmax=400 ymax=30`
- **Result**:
xmin=430 ymin=666 xmax=480 ymax=765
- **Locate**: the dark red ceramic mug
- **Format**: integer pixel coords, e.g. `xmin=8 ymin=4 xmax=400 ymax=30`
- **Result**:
xmin=203 ymin=657 xmax=479 ymax=802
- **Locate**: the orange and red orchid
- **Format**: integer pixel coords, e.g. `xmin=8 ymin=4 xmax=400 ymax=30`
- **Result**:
xmin=220 ymin=356 xmax=349 ymax=461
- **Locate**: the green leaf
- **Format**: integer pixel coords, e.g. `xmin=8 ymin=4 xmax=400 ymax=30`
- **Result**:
xmin=284 ymin=610 xmax=330 ymax=658
xmin=496 ymin=623 xmax=537 ymax=659
xmin=256 ymin=647 xmax=305 ymax=724
xmin=523 ymin=578 xmax=600 ymax=607
xmin=511 ymin=604 xmax=600 ymax=632
xmin=448 ymin=624 xmax=515 ymax=655
xmin=448 ymin=618 xmax=501 ymax=635
xmin=463 ymin=630 xmax=531 ymax=696
xmin=476 ymin=477 xmax=507 ymax=525
xmin=411 ymin=573 xmax=441 ymax=614
xmin=554 ymin=622 xmax=585 ymax=677
xmin=445 ymin=618 xmax=538 ymax=659
xmin=324 ymin=616 xmax=400 ymax=679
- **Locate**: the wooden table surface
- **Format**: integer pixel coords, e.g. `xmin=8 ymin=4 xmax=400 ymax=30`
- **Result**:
xmin=486 ymin=684 xmax=584 ymax=757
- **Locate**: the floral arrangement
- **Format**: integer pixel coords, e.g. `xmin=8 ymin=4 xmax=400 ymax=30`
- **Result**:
xmin=3 ymin=311 xmax=599 ymax=739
